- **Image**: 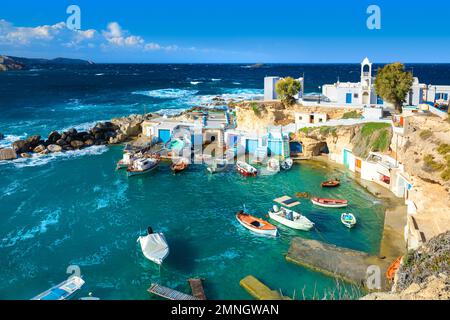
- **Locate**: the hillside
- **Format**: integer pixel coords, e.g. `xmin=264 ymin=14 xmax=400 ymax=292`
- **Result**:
xmin=0 ymin=55 xmax=94 ymax=71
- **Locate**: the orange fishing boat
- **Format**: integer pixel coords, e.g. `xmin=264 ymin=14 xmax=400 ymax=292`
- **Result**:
xmin=321 ymin=179 xmax=341 ymax=188
xmin=171 ymin=158 xmax=189 ymax=173
xmin=386 ymin=256 xmax=403 ymax=281
xmin=236 ymin=211 xmax=278 ymax=237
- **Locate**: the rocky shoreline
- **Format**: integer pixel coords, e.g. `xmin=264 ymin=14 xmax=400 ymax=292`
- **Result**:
xmin=0 ymin=113 xmax=154 ymax=161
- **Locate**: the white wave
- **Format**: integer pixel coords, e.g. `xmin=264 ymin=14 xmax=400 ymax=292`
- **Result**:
xmin=232 ymin=82 xmax=241 ymax=85
xmin=0 ymin=210 xmax=60 ymax=248
xmin=60 ymin=120 xmax=108 ymax=133
xmin=95 ymin=73 xmax=105 ymax=76
xmin=155 ymin=108 xmax=186 ymax=117
xmin=132 ymin=88 xmax=198 ymax=99
xmin=190 ymin=81 xmax=202 ymax=85
xmin=211 ymin=78 xmax=222 ymax=82
xmin=12 ymin=145 xmax=108 ymax=168
xmin=0 ymin=134 xmax=26 ymax=149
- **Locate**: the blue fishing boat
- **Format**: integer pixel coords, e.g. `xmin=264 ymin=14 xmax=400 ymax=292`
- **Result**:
xmin=31 ymin=276 xmax=85 ymax=300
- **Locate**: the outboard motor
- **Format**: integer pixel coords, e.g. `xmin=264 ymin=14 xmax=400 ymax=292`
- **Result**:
xmin=273 ymin=205 xmax=280 ymax=213
xmin=147 ymin=227 xmax=154 ymax=235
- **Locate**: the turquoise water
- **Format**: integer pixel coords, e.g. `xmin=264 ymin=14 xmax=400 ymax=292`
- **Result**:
xmin=0 ymin=146 xmax=385 ymax=300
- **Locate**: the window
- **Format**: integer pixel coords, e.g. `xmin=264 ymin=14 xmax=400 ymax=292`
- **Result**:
xmin=354 ymin=93 xmax=359 ymax=98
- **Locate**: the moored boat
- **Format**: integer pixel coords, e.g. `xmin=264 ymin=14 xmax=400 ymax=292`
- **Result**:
xmin=341 ymin=213 xmax=357 ymax=228
xmin=127 ymin=158 xmax=160 ymax=177
xmin=236 ymin=161 xmax=258 ymax=177
xmin=280 ymin=158 xmax=293 ymax=170
xmin=267 ymin=158 xmax=280 ymax=173
xmin=207 ymin=160 xmax=227 ymax=174
xmin=321 ymin=179 xmax=341 ymax=188
xmin=268 ymin=205 xmax=314 ymax=231
xmin=32 ymin=276 xmax=85 ymax=300
xmin=137 ymin=227 xmax=169 ymax=265
xmin=311 ymin=197 xmax=348 ymax=208
xmin=236 ymin=211 xmax=278 ymax=237
xmin=117 ymin=152 xmax=140 ymax=170
xmin=171 ymin=157 xmax=189 ymax=173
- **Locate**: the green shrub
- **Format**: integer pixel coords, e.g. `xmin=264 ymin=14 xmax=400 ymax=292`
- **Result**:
xmin=372 ymin=129 xmax=390 ymax=152
xmin=437 ymin=143 xmax=450 ymax=155
xmin=250 ymin=102 xmax=261 ymax=116
xmin=360 ymin=123 xmax=391 ymax=138
xmin=419 ymin=130 xmax=433 ymax=140
xmin=341 ymin=111 xmax=360 ymax=119
xmin=441 ymin=169 xmax=450 ymax=181
xmin=299 ymin=127 xmax=311 ymax=135
xmin=319 ymin=126 xmax=337 ymax=136
xmin=423 ymin=154 xmax=445 ymax=172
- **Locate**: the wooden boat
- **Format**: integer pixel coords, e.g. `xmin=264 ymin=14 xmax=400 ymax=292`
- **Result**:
xmin=267 ymin=158 xmax=280 ymax=173
xmin=138 ymin=227 xmax=169 ymax=265
xmin=171 ymin=158 xmax=189 ymax=173
xmin=127 ymin=158 xmax=160 ymax=177
xmin=236 ymin=211 xmax=278 ymax=237
xmin=280 ymin=158 xmax=293 ymax=170
xmin=311 ymin=197 xmax=348 ymax=208
xmin=32 ymin=276 xmax=85 ymax=300
xmin=236 ymin=161 xmax=258 ymax=177
xmin=341 ymin=213 xmax=357 ymax=228
xmin=268 ymin=205 xmax=314 ymax=231
xmin=117 ymin=152 xmax=141 ymax=170
xmin=207 ymin=160 xmax=227 ymax=174
xmin=321 ymin=179 xmax=341 ymax=188
xmin=386 ymin=256 xmax=403 ymax=282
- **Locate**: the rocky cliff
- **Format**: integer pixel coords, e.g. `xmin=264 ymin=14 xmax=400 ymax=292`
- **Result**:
xmin=0 ymin=55 xmax=94 ymax=72
xmin=0 ymin=56 xmax=25 ymax=71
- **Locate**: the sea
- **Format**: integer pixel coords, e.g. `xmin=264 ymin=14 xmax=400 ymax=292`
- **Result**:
xmin=0 ymin=63 xmax=449 ymax=300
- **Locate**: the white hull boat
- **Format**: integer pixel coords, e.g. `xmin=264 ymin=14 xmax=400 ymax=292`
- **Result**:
xmin=127 ymin=158 xmax=159 ymax=177
xmin=32 ymin=276 xmax=85 ymax=300
xmin=268 ymin=205 xmax=314 ymax=231
xmin=236 ymin=160 xmax=258 ymax=177
xmin=341 ymin=213 xmax=357 ymax=228
xmin=267 ymin=158 xmax=280 ymax=173
xmin=138 ymin=227 xmax=169 ymax=265
xmin=311 ymin=197 xmax=348 ymax=208
xmin=280 ymin=158 xmax=293 ymax=170
xmin=236 ymin=211 xmax=278 ymax=237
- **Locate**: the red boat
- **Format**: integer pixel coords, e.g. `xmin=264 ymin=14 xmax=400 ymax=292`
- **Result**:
xmin=236 ymin=161 xmax=258 ymax=177
xmin=311 ymin=197 xmax=348 ymax=208
xmin=321 ymin=180 xmax=340 ymax=188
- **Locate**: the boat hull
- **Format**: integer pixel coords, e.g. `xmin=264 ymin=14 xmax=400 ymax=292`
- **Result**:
xmin=236 ymin=214 xmax=277 ymax=237
xmin=138 ymin=233 xmax=169 ymax=265
xmin=127 ymin=165 xmax=158 ymax=177
xmin=311 ymin=198 xmax=348 ymax=208
xmin=341 ymin=213 xmax=357 ymax=228
xmin=237 ymin=167 xmax=257 ymax=177
xmin=268 ymin=212 xmax=314 ymax=231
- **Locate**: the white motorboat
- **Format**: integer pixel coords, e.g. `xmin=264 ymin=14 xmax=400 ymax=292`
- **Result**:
xmin=341 ymin=213 xmax=357 ymax=229
xmin=236 ymin=161 xmax=258 ymax=177
xmin=311 ymin=197 xmax=349 ymax=208
xmin=32 ymin=276 xmax=85 ymax=300
xmin=267 ymin=158 xmax=280 ymax=173
xmin=127 ymin=158 xmax=159 ymax=177
xmin=281 ymin=158 xmax=294 ymax=170
xmin=137 ymin=227 xmax=169 ymax=265
xmin=268 ymin=205 xmax=315 ymax=231
xmin=117 ymin=152 xmax=141 ymax=170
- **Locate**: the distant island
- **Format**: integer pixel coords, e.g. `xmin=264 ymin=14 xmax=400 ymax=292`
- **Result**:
xmin=0 ymin=55 xmax=94 ymax=71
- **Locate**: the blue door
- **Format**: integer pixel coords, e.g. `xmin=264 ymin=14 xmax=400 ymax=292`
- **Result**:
xmin=245 ymin=139 xmax=258 ymax=154
xmin=268 ymin=140 xmax=282 ymax=156
xmin=158 ymin=129 xmax=171 ymax=143
xmin=343 ymin=149 xmax=351 ymax=168
xmin=346 ymin=93 xmax=352 ymax=104
xmin=377 ymin=96 xmax=384 ymax=105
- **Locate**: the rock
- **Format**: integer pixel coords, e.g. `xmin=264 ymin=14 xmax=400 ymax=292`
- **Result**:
xmin=70 ymin=140 xmax=84 ymax=149
xmin=67 ymin=128 xmax=78 ymax=136
xmin=119 ymin=121 xmax=142 ymax=137
xmin=108 ymin=134 xmax=126 ymax=144
xmin=84 ymin=139 xmax=94 ymax=146
xmin=39 ymin=149 xmax=50 ymax=155
xmin=20 ymin=153 xmax=32 ymax=158
xmin=0 ymin=132 xmax=4 ymax=140
xmin=56 ymin=139 xmax=67 ymax=146
xmin=47 ymin=144 xmax=63 ymax=153
xmin=33 ymin=145 xmax=46 ymax=153
xmin=65 ymin=135 xmax=73 ymax=143
xmin=0 ymin=148 xmax=17 ymax=160
xmin=25 ymin=135 xmax=41 ymax=148
xmin=48 ymin=131 xmax=61 ymax=143
xmin=12 ymin=140 xmax=30 ymax=153
xmin=63 ymin=145 xmax=74 ymax=151
xmin=94 ymin=133 xmax=105 ymax=140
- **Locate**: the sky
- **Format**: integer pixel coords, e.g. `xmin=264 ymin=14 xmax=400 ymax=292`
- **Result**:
xmin=0 ymin=0 xmax=449 ymax=63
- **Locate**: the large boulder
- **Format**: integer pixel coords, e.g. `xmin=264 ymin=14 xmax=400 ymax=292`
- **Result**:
xmin=84 ymin=139 xmax=94 ymax=146
xmin=119 ymin=121 xmax=142 ymax=137
xmin=0 ymin=148 xmax=17 ymax=160
xmin=33 ymin=144 xmax=46 ymax=153
xmin=109 ymin=134 xmax=127 ymax=144
xmin=56 ymin=139 xmax=68 ymax=146
xmin=47 ymin=144 xmax=63 ymax=153
xmin=70 ymin=140 xmax=84 ymax=149
xmin=25 ymin=135 xmax=41 ymax=148
xmin=67 ymin=128 xmax=78 ymax=136
xmin=47 ymin=131 xmax=61 ymax=143
xmin=12 ymin=140 xmax=30 ymax=153
xmin=20 ymin=153 xmax=32 ymax=158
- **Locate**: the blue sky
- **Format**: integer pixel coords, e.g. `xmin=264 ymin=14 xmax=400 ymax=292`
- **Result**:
xmin=1 ymin=0 xmax=449 ymax=63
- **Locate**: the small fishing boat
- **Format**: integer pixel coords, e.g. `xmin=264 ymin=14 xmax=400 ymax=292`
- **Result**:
xmin=341 ymin=213 xmax=357 ymax=228
xmin=137 ymin=227 xmax=169 ymax=265
xmin=236 ymin=211 xmax=278 ymax=237
xmin=207 ymin=160 xmax=227 ymax=174
xmin=280 ymin=158 xmax=294 ymax=170
xmin=236 ymin=161 xmax=258 ymax=177
xmin=268 ymin=205 xmax=314 ymax=231
xmin=117 ymin=152 xmax=141 ymax=170
xmin=321 ymin=179 xmax=341 ymax=188
xmin=311 ymin=197 xmax=348 ymax=208
xmin=386 ymin=256 xmax=403 ymax=282
xmin=267 ymin=158 xmax=280 ymax=173
xmin=32 ymin=276 xmax=85 ymax=300
xmin=127 ymin=158 xmax=160 ymax=177
xmin=171 ymin=157 xmax=189 ymax=173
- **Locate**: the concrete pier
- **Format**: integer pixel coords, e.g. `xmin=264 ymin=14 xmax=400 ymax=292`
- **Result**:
xmin=240 ymin=275 xmax=291 ymax=300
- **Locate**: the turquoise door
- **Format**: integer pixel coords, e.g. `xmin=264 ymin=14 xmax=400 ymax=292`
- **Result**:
xmin=346 ymin=93 xmax=352 ymax=104
xmin=377 ymin=96 xmax=384 ymax=104
xmin=245 ymin=139 xmax=258 ymax=154
xmin=343 ymin=149 xmax=351 ymax=168
xmin=158 ymin=129 xmax=171 ymax=143
xmin=268 ymin=140 xmax=282 ymax=156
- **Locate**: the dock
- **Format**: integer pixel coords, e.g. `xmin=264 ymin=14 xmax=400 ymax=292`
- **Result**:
xmin=240 ymin=275 xmax=291 ymax=300
xmin=148 ymin=283 xmax=200 ymax=300
xmin=188 ymin=278 xmax=207 ymax=300
xmin=286 ymin=238 xmax=390 ymax=289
